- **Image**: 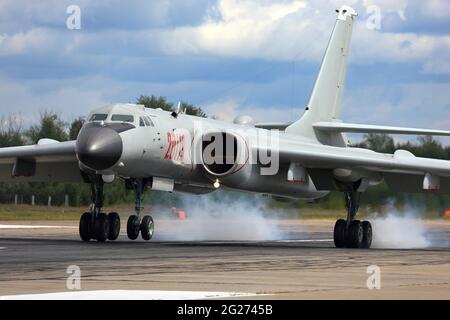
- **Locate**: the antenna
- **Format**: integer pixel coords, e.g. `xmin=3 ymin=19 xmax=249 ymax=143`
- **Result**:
xmin=171 ymin=101 xmax=183 ymax=119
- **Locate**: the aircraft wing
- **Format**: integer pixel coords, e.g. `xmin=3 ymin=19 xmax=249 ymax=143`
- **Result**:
xmin=0 ymin=140 xmax=82 ymax=182
xmin=268 ymin=141 xmax=450 ymax=193
xmin=313 ymin=122 xmax=450 ymax=136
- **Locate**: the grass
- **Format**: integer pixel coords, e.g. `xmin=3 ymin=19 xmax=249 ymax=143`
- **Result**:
xmin=0 ymin=205 xmax=85 ymax=221
xmin=0 ymin=204 xmax=348 ymax=221
xmin=0 ymin=204 xmax=134 ymax=221
xmin=0 ymin=204 xmax=443 ymax=221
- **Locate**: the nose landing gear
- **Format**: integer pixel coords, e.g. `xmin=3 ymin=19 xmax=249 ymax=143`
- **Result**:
xmin=126 ymin=178 xmax=155 ymax=241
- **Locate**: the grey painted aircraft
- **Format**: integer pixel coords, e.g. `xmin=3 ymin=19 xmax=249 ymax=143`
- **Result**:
xmin=1 ymin=6 xmax=449 ymax=249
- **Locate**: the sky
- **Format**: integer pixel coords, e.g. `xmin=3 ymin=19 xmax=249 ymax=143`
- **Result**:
xmin=0 ymin=0 xmax=449 ymax=144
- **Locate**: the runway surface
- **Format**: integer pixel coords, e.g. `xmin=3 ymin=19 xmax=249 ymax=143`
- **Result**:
xmin=0 ymin=218 xmax=449 ymax=299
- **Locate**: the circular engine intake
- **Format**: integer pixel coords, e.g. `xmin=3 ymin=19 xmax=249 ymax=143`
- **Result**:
xmin=201 ymin=131 xmax=249 ymax=177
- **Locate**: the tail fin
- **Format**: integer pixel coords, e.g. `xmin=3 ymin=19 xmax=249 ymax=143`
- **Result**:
xmin=285 ymin=6 xmax=357 ymax=145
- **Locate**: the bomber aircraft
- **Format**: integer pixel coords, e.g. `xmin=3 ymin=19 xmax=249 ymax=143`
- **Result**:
xmin=1 ymin=6 xmax=450 ymax=249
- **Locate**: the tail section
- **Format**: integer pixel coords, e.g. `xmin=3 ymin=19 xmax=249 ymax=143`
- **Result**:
xmin=285 ymin=6 xmax=357 ymax=145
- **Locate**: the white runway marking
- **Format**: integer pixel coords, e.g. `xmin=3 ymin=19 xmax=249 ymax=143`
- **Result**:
xmin=0 ymin=224 xmax=77 ymax=229
xmin=277 ymin=239 xmax=333 ymax=243
xmin=179 ymin=239 xmax=333 ymax=244
xmin=0 ymin=290 xmax=258 ymax=300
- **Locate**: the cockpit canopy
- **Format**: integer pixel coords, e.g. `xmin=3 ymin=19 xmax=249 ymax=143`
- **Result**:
xmin=86 ymin=104 xmax=157 ymax=131
xmin=89 ymin=113 xmax=134 ymax=124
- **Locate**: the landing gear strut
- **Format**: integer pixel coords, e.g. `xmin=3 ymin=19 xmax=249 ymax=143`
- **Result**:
xmin=333 ymin=191 xmax=372 ymax=249
xmin=126 ymin=179 xmax=154 ymax=241
xmin=78 ymin=176 xmax=120 ymax=242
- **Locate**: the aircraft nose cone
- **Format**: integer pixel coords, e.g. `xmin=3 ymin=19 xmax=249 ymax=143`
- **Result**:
xmin=76 ymin=125 xmax=123 ymax=171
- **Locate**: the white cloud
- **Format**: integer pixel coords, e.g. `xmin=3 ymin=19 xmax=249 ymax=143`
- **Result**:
xmin=204 ymin=99 xmax=240 ymax=122
xmin=420 ymin=0 xmax=450 ymax=20
xmin=204 ymin=98 xmax=300 ymax=123
xmin=153 ymin=0 xmax=450 ymax=71
xmin=0 ymin=28 xmax=63 ymax=56
xmin=160 ymin=0 xmax=322 ymax=61
xmin=362 ymin=0 xmax=408 ymax=16
xmin=0 ymin=76 xmax=107 ymax=126
xmin=343 ymin=82 xmax=450 ymax=131
xmin=351 ymin=24 xmax=450 ymax=63
xmin=1 ymin=0 xmax=449 ymax=68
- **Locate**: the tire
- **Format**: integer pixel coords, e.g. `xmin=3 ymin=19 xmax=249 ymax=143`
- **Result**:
xmin=347 ymin=220 xmax=363 ymax=248
xmin=333 ymin=219 xmax=347 ymax=248
xmin=140 ymin=215 xmax=154 ymax=241
xmin=108 ymin=212 xmax=121 ymax=241
xmin=79 ymin=212 xmax=92 ymax=241
xmin=361 ymin=221 xmax=372 ymax=249
xmin=94 ymin=213 xmax=110 ymax=242
xmin=127 ymin=215 xmax=140 ymax=240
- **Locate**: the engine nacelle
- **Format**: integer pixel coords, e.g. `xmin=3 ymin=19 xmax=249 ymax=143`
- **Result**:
xmin=201 ymin=131 xmax=250 ymax=176
xmin=198 ymin=130 xmax=326 ymax=200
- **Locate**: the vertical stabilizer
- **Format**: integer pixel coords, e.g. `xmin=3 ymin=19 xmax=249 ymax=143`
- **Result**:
xmin=285 ymin=6 xmax=357 ymax=145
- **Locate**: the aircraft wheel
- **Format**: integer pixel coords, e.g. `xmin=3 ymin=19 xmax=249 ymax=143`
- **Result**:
xmin=140 ymin=215 xmax=154 ymax=241
xmin=333 ymin=219 xmax=347 ymax=248
xmin=347 ymin=220 xmax=363 ymax=248
xmin=108 ymin=212 xmax=121 ymax=241
xmin=127 ymin=215 xmax=140 ymax=240
xmin=79 ymin=212 xmax=92 ymax=241
xmin=94 ymin=213 xmax=110 ymax=242
xmin=361 ymin=221 xmax=372 ymax=249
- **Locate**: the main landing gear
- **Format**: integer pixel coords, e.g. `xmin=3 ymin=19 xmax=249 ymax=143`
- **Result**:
xmin=333 ymin=191 xmax=372 ymax=249
xmin=78 ymin=177 xmax=154 ymax=242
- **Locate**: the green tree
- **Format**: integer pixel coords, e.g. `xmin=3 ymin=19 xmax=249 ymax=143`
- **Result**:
xmin=180 ymin=101 xmax=207 ymax=118
xmin=26 ymin=111 xmax=68 ymax=143
xmin=398 ymin=136 xmax=448 ymax=160
xmin=137 ymin=95 xmax=174 ymax=112
xmin=136 ymin=95 xmax=207 ymax=118
xmin=353 ymin=133 xmax=395 ymax=153
xmin=0 ymin=114 xmax=25 ymax=147
xmin=69 ymin=117 xmax=85 ymax=140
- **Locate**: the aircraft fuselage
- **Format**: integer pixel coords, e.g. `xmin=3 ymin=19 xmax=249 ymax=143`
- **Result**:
xmin=76 ymin=103 xmax=327 ymax=200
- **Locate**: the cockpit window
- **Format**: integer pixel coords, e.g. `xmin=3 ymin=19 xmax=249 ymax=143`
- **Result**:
xmin=139 ymin=117 xmax=145 ymax=127
xmin=89 ymin=114 xmax=108 ymax=121
xmin=111 ymin=114 xmax=134 ymax=123
xmin=145 ymin=116 xmax=154 ymax=127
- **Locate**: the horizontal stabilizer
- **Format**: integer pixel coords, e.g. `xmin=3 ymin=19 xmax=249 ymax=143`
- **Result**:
xmin=313 ymin=122 xmax=450 ymax=136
